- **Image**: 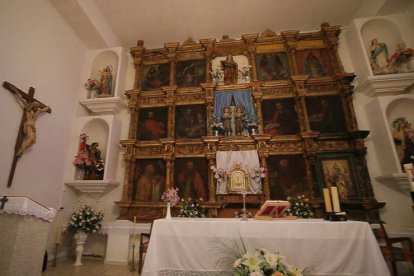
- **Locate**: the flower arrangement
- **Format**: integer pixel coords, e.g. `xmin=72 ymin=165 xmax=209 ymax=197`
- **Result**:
xmin=391 ymin=116 xmax=409 ymax=130
xmin=390 ymin=42 xmax=413 ymax=66
xmin=65 ymin=204 xmax=104 ymax=234
xmin=233 ymin=249 xmax=304 ymax=276
xmin=84 ymin=78 xmax=102 ymax=94
xmin=285 ymin=195 xmax=314 ymax=218
xmin=211 ymin=114 xmax=224 ymax=131
xmin=211 ymin=68 xmax=224 ymax=83
xmin=238 ymin=66 xmax=251 ymax=80
xmin=244 ymin=114 xmax=259 ymax=130
xmin=161 ymin=188 xmax=180 ymax=205
xmin=235 ymin=209 xmax=253 ymax=219
xmin=178 ymin=198 xmax=204 ymax=218
xmin=210 ymin=166 xmax=227 ymax=180
xmin=251 ymin=167 xmax=267 ymax=179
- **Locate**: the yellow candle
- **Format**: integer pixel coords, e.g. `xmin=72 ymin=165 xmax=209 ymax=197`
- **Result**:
xmin=331 ymin=187 xmax=341 ymax=213
xmin=323 ymin=188 xmax=333 ymax=213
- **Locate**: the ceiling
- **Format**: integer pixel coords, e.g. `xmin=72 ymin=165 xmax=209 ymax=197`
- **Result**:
xmin=49 ymin=0 xmax=413 ymax=50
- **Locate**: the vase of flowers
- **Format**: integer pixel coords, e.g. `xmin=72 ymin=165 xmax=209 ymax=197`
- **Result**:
xmin=390 ymin=42 xmax=413 ymax=73
xmin=161 ymin=188 xmax=180 ymax=219
xmin=65 ymin=203 xmax=104 ymax=266
xmin=233 ymin=249 xmax=304 ymax=276
xmin=286 ymin=194 xmax=314 ymax=218
xmin=84 ymin=78 xmax=102 ymax=98
xmin=211 ymin=115 xmax=224 ymax=136
xmin=178 ymin=198 xmax=204 ymax=218
xmin=244 ymin=114 xmax=259 ymax=136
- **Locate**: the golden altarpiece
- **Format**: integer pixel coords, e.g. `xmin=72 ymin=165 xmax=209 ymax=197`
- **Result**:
xmin=117 ymin=23 xmax=384 ymax=222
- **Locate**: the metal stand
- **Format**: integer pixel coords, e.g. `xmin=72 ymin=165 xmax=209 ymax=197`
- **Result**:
xmin=241 ymin=191 xmax=248 ymax=221
xmin=130 ymin=243 xmax=136 ymax=272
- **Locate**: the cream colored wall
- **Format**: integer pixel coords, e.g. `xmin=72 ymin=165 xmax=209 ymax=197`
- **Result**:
xmin=0 ymin=0 xmax=86 ymax=256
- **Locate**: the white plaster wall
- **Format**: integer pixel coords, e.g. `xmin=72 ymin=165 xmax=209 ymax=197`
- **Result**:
xmin=0 ymin=0 xmax=86 ymax=257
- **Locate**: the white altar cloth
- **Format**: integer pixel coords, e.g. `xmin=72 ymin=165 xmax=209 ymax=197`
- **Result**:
xmin=142 ymin=218 xmax=390 ymax=276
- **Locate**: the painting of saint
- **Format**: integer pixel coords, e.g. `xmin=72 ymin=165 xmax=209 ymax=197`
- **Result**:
xmin=175 ymin=105 xmax=207 ymax=139
xmin=306 ymin=96 xmax=346 ymax=133
xmin=255 ymin=52 xmax=290 ymax=81
xmin=296 ymin=49 xmax=332 ymax=77
xmin=137 ymin=108 xmax=168 ymax=141
xmin=320 ymin=158 xmax=358 ymax=200
xmin=134 ymin=160 xmax=166 ymax=202
xmin=175 ymin=60 xmax=206 ymax=87
xmin=141 ymin=63 xmax=170 ymax=91
xmin=262 ymin=99 xmax=300 ymax=135
xmin=268 ymin=155 xmax=308 ymax=200
xmin=174 ymin=158 xmax=208 ymax=200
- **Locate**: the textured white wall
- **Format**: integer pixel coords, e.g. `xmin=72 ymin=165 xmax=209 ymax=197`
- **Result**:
xmin=0 ymin=0 xmax=86 ymax=257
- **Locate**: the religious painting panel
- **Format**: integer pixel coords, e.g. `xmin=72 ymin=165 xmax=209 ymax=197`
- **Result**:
xmin=141 ymin=63 xmax=170 ymax=91
xmin=306 ymin=96 xmax=346 ymax=133
xmin=255 ymin=52 xmax=290 ymax=81
xmin=295 ymin=49 xmax=333 ymax=77
xmin=174 ymin=158 xmax=209 ymax=201
xmin=262 ymin=98 xmax=300 ymax=136
xmin=267 ymin=155 xmax=308 ymax=200
xmin=133 ymin=159 xmax=166 ymax=202
xmin=315 ymin=153 xmax=360 ymax=200
xmin=175 ymin=60 xmax=206 ymax=87
xmin=137 ymin=107 xmax=168 ymax=141
xmin=175 ymin=105 xmax=207 ymax=139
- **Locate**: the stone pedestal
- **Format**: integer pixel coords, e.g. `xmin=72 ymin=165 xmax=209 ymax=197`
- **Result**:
xmin=0 ymin=197 xmax=55 ymax=276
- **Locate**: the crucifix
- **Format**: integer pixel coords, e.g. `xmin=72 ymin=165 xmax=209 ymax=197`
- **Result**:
xmin=3 ymin=81 xmax=52 ymax=188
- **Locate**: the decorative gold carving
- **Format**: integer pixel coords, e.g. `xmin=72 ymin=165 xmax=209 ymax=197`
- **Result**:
xmin=175 ymin=144 xmax=205 ymax=156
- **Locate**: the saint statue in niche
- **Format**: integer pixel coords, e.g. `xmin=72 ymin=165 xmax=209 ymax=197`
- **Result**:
xmin=221 ymin=55 xmax=238 ymax=85
xmin=369 ymin=38 xmax=390 ymax=75
xmin=222 ymin=106 xmax=232 ymax=136
xmin=392 ymin=117 xmax=414 ymax=167
xmin=99 ymin=65 xmax=113 ymax=96
xmin=234 ymin=106 xmax=245 ymax=135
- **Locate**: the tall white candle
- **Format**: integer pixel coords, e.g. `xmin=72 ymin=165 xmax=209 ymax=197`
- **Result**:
xmin=331 ymin=187 xmax=341 ymax=213
xmin=133 ymin=216 xmax=137 ymax=243
xmin=323 ymin=188 xmax=333 ymax=213
xmin=403 ymin=163 xmax=414 ymax=192
xmin=55 ymin=224 xmax=62 ymax=244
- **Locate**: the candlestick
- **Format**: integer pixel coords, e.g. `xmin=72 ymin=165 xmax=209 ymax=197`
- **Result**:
xmin=323 ymin=188 xmax=333 ymax=213
xmin=331 ymin=187 xmax=341 ymax=213
xmin=403 ymin=163 xmax=414 ymax=192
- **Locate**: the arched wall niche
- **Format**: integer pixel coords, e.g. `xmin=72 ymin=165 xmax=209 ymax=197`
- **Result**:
xmin=81 ymin=118 xmax=110 ymax=168
xmin=360 ymin=18 xmax=403 ymax=75
xmin=90 ymin=50 xmax=119 ymax=97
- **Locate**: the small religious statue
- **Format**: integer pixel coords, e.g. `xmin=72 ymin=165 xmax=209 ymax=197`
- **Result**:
xmin=369 ymin=38 xmax=391 ymax=75
xmin=73 ymin=134 xmax=105 ymax=180
xmin=222 ymin=106 xmax=232 ymax=136
xmin=234 ymin=106 xmax=245 ymax=135
xmin=99 ymin=65 xmax=113 ymax=96
xmin=221 ymin=55 xmax=238 ymax=85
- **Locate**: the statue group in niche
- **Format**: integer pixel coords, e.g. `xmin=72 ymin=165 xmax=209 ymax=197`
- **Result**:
xmin=73 ymin=133 xmax=105 ymax=180
xmin=221 ymin=105 xmax=246 ymax=136
xmin=392 ymin=117 xmax=414 ymax=167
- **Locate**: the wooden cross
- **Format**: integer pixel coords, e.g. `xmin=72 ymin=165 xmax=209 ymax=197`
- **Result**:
xmin=2 ymin=81 xmax=52 ymax=188
xmin=0 ymin=196 xmax=8 ymax=210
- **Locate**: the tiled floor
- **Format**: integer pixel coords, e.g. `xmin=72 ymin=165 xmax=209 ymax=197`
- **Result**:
xmin=42 ymin=259 xmax=139 ymax=276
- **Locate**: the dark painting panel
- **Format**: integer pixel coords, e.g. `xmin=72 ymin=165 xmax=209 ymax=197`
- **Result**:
xmin=296 ymin=49 xmax=333 ymax=77
xmin=175 ymin=105 xmax=207 ymax=139
xmin=255 ymin=52 xmax=290 ymax=81
xmin=320 ymin=156 xmax=359 ymax=200
xmin=137 ymin=107 xmax=168 ymax=141
xmin=262 ymin=98 xmax=300 ymax=135
xmin=268 ymin=155 xmax=308 ymax=200
xmin=175 ymin=60 xmax=206 ymax=87
xmin=306 ymin=96 xmax=346 ymax=133
xmin=174 ymin=158 xmax=209 ymax=201
xmin=141 ymin=63 xmax=170 ymax=91
xmin=134 ymin=159 xmax=166 ymax=202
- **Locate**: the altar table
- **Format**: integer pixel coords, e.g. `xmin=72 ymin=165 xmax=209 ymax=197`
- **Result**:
xmin=142 ymin=218 xmax=390 ymax=276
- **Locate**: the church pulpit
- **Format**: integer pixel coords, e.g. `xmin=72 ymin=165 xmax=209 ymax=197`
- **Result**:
xmin=0 ymin=196 xmax=56 ymax=276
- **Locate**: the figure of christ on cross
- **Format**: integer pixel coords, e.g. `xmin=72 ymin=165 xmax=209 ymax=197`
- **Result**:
xmin=2 ymin=81 xmax=52 ymax=187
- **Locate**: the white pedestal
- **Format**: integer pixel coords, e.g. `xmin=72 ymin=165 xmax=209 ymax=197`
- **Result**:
xmin=0 ymin=196 xmax=55 ymax=276
xmin=101 ymin=220 xmax=151 ymax=265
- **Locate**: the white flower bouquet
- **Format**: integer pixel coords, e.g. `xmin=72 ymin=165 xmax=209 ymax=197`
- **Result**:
xmin=66 ymin=204 xmax=104 ymax=234
xmin=285 ymin=195 xmax=314 ymax=218
xmin=233 ymin=249 xmax=303 ymax=276
xmin=178 ymin=197 xmax=204 ymax=218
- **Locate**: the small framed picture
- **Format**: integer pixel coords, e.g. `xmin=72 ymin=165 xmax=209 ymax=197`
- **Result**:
xmin=255 ymin=52 xmax=290 ymax=81
xmin=137 ymin=107 xmax=168 ymax=141
xmin=175 ymin=60 xmax=206 ymax=87
xmin=175 ymin=105 xmax=207 ymax=139
xmin=295 ymin=49 xmax=333 ymax=77
xmin=316 ymin=153 xmax=360 ymax=200
xmin=174 ymin=158 xmax=209 ymax=201
xmin=141 ymin=63 xmax=170 ymax=91
xmin=133 ymin=159 xmax=166 ymax=202
xmin=262 ymin=98 xmax=300 ymax=136
xmin=306 ymin=96 xmax=346 ymax=133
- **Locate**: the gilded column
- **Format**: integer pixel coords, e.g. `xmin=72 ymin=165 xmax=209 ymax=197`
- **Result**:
xmin=201 ymin=83 xmax=216 ymax=136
